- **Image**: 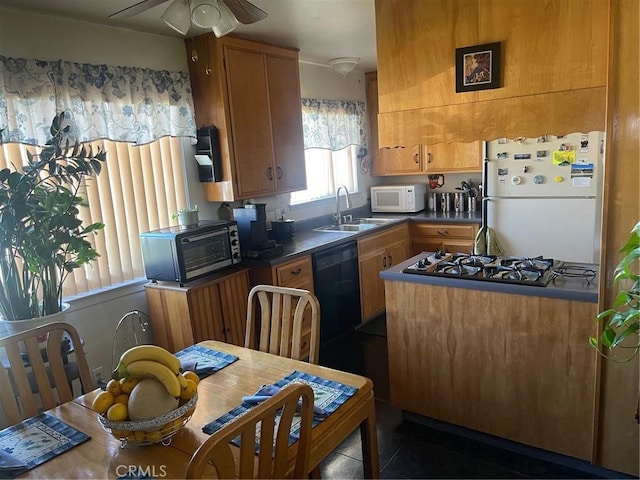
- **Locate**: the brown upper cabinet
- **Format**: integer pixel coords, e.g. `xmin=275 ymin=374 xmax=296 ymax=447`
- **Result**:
xmin=366 ymin=72 xmax=481 ymax=175
xmin=187 ymin=35 xmax=306 ymax=201
xmin=374 ymin=0 xmax=609 ymax=146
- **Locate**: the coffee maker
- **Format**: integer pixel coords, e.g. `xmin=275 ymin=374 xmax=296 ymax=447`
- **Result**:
xmin=233 ymin=204 xmax=283 ymax=259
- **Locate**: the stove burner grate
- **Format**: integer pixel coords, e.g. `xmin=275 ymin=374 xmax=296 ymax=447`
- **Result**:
xmin=551 ymin=265 xmax=597 ymax=285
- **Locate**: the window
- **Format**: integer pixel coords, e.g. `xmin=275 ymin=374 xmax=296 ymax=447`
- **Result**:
xmin=290 ymin=145 xmax=358 ymax=204
xmin=0 ymin=137 xmax=187 ymax=297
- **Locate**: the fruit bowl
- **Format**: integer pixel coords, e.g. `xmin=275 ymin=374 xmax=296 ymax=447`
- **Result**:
xmin=98 ymin=394 xmax=197 ymax=448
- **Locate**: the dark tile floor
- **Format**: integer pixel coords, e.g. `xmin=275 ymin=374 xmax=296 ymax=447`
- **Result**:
xmin=316 ymin=316 xmax=627 ymax=480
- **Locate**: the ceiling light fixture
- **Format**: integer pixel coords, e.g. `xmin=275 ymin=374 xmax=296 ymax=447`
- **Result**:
xmin=161 ymin=0 xmax=192 ymax=35
xmin=191 ymin=1 xmax=221 ymax=28
xmin=328 ymin=57 xmax=360 ymax=76
xmin=212 ymin=0 xmax=239 ymax=37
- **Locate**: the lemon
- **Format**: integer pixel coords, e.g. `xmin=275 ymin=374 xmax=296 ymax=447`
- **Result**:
xmin=114 ymin=393 xmax=129 ymax=405
xmin=91 ymin=391 xmax=115 ymax=414
xmin=180 ymin=379 xmax=198 ymax=400
xmin=182 ymin=370 xmax=200 ymax=385
xmin=106 ymin=379 xmax=122 ymax=397
xmin=131 ymin=430 xmax=146 ymax=443
xmin=145 ymin=429 xmax=163 ymax=444
xmin=119 ymin=376 xmax=140 ymax=394
xmin=106 ymin=402 xmax=128 ymax=421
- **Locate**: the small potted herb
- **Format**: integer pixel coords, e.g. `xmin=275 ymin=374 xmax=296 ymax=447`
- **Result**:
xmin=172 ymin=205 xmax=199 ymax=228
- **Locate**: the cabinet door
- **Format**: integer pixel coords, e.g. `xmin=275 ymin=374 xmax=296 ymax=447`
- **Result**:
xmin=411 ymin=239 xmax=444 ymax=256
xmin=224 ymin=46 xmax=276 ymax=197
xmin=267 ymin=55 xmax=307 ymax=193
xmin=385 ymin=238 xmax=410 ymax=269
xmin=424 ymin=141 xmax=482 ymax=173
xmin=372 ymin=145 xmax=422 ymax=175
xmin=358 ymin=248 xmax=387 ymax=321
xmin=188 ymin=283 xmax=226 ymax=344
xmin=218 ymin=269 xmax=250 ymax=346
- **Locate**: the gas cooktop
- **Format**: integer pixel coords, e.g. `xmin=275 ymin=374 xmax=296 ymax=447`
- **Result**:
xmin=402 ymin=252 xmax=564 ymax=287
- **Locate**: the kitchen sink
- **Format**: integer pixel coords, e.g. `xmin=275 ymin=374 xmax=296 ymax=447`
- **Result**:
xmin=313 ymin=217 xmax=399 ymax=233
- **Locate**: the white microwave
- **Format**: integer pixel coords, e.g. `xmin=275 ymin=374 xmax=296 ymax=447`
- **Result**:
xmin=370 ymin=184 xmax=427 ymax=213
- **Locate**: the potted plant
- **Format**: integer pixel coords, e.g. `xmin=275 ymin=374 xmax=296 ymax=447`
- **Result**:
xmin=590 ymin=221 xmax=639 ymax=362
xmin=172 ymin=205 xmax=199 ymax=228
xmin=0 ymin=112 xmax=107 ymax=332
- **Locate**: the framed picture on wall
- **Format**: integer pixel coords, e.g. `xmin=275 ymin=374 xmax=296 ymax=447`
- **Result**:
xmin=455 ymin=42 xmax=501 ymax=93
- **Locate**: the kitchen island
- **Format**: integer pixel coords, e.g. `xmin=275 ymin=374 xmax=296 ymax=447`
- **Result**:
xmin=381 ymin=253 xmax=599 ymax=462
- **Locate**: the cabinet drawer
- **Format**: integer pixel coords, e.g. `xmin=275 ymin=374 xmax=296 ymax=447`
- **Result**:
xmin=411 ymin=223 xmax=477 ymax=239
xmin=275 ymin=256 xmax=313 ymax=285
xmin=358 ymin=224 xmax=409 ymax=256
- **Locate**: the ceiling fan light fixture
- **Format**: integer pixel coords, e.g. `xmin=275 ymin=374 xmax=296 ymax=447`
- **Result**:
xmin=191 ymin=1 xmax=222 ymax=28
xmin=161 ymin=0 xmax=192 ymax=35
xmin=328 ymin=57 xmax=360 ymax=76
xmin=212 ymin=0 xmax=239 ymax=37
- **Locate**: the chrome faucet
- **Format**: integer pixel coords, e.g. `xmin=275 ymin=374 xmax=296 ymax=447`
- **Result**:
xmin=334 ymin=185 xmax=352 ymax=224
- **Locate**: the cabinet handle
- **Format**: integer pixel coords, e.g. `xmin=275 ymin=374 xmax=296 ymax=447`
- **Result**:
xmin=267 ymin=167 xmax=273 ymax=180
xmin=290 ymin=268 xmax=302 ymax=275
xmin=414 ymin=152 xmax=419 ymax=164
xmin=427 ymin=152 xmax=432 ymax=164
xmin=437 ymin=229 xmax=448 ymax=235
xmin=388 ymin=254 xmax=393 ymax=265
xmin=276 ymin=166 xmax=283 ymax=179
xmin=383 ymin=256 xmax=387 ymax=268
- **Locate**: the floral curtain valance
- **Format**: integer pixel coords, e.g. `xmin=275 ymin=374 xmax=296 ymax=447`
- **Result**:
xmin=301 ymin=98 xmax=367 ymax=151
xmin=0 ymin=56 xmax=196 ymax=146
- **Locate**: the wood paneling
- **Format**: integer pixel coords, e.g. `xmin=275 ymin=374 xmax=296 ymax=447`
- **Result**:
xmin=378 ymin=87 xmax=607 ymax=146
xmin=594 ymin=0 xmax=640 ymax=475
xmin=385 ymin=280 xmax=598 ymax=460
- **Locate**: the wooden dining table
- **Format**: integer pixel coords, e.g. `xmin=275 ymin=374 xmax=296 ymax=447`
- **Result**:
xmin=18 ymin=340 xmax=380 ymax=479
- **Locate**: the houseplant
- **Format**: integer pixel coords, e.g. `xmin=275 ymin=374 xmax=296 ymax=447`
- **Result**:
xmin=590 ymin=221 xmax=640 ymax=362
xmin=172 ymin=205 xmax=199 ymax=228
xmin=0 ymin=112 xmax=107 ymax=326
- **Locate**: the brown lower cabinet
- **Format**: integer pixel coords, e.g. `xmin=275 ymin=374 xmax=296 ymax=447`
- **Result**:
xmin=144 ymin=267 xmax=250 ymax=353
xmin=410 ymin=221 xmax=479 ymax=255
xmin=358 ymin=224 xmax=410 ymax=321
xmin=385 ymin=278 xmax=598 ymax=461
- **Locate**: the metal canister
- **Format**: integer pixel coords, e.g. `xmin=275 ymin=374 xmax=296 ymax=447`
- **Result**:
xmin=468 ymin=196 xmax=477 ymax=212
xmin=427 ymin=192 xmax=438 ymax=211
xmin=440 ymin=192 xmax=452 ymax=212
xmin=453 ymin=192 xmax=467 ymax=212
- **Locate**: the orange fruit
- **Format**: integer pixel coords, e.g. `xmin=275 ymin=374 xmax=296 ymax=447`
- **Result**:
xmin=182 ymin=370 xmax=200 ymax=385
xmin=106 ymin=379 xmax=122 ymax=397
xmin=106 ymin=402 xmax=128 ymax=421
xmin=119 ymin=376 xmax=140 ymax=394
xmin=113 ymin=393 xmax=129 ymax=405
xmin=91 ymin=391 xmax=115 ymax=414
xmin=180 ymin=379 xmax=198 ymax=400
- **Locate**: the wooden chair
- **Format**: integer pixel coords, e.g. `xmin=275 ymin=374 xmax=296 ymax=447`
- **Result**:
xmin=245 ymin=285 xmax=321 ymax=364
xmin=0 ymin=321 xmax=94 ymax=426
xmin=186 ymin=382 xmax=315 ymax=479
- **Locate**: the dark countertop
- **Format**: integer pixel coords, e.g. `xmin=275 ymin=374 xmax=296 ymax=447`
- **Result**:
xmin=242 ymin=209 xmax=482 ymax=267
xmin=380 ymin=253 xmax=599 ymax=303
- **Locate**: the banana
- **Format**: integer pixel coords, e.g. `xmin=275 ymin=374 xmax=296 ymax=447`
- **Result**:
xmin=176 ymin=372 xmax=188 ymax=390
xmin=112 ymin=345 xmax=181 ymax=380
xmin=125 ymin=360 xmax=181 ymax=397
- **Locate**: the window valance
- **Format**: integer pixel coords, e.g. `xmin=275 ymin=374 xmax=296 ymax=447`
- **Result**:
xmin=301 ymin=98 xmax=367 ymax=151
xmin=0 ymin=56 xmax=196 ymax=145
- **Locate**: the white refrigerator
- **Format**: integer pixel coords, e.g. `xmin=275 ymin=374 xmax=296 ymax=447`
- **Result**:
xmin=484 ymin=132 xmax=604 ymax=263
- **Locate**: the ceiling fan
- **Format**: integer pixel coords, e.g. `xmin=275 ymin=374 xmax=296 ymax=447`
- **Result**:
xmin=110 ymin=0 xmax=267 ymax=37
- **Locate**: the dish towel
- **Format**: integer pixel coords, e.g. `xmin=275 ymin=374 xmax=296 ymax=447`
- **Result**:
xmin=0 ymin=450 xmax=28 ymax=479
xmin=242 ymin=384 xmax=329 ymax=419
xmin=473 ymin=227 xmax=505 ymax=256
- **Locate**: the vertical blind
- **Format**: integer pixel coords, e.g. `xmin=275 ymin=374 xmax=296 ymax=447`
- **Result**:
xmin=0 ymin=137 xmax=186 ymax=297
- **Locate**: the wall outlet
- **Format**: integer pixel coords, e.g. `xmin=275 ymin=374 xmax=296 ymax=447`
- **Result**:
xmin=91 ymin=366 xmax=104 ymax=386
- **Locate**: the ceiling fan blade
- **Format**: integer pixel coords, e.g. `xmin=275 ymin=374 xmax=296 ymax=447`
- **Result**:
xmin=222 ymin=0 xmax=268 ymax=24
xmin=109 ymin=0 xmax=170 ymax=18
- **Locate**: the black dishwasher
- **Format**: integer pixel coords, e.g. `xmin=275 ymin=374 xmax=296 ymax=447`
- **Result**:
xmin=312 ymin=241 xmax=361 ymax=345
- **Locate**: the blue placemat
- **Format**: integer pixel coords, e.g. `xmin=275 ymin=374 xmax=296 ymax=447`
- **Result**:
xmin=175 ymin=345 xmax=239 ymax=379
xmin=202 ymin=370 xmax=358 ymax=447
xmin=0 ymin=413 xmax=90 ymax=477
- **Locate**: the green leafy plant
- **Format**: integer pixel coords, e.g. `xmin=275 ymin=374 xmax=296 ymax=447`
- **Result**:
xmin=171 ymin=205 xmax=199 ymax=220
xmin=590 ymin=221 xmax=640 ymax=362
xmin=0 ymin=112 xmax=107 ymax=321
